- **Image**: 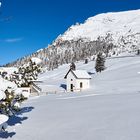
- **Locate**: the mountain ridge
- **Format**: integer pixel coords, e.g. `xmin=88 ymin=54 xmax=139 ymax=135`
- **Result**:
xmin=60 ymin=9 xmax=140 ymax=43
xmin=5 ymin=9 xmax=140 ymax=68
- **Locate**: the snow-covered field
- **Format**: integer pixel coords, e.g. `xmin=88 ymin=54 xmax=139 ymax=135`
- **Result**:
xmin=2 ymin=56 xmax=140 ymax=140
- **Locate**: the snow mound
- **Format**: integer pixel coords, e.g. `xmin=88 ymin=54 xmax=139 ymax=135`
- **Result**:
xmin=22 ymin=91 xmax=30 ymax=98
xmin=0 ymin=77 xmax=17 ymax=91
xmin=0 ymin=77 xmax=22 ymax=100
xmin=0 ymin=90 xmax=6 ymax=100
xmin=0 ymin=115 xmax=8 ymax=125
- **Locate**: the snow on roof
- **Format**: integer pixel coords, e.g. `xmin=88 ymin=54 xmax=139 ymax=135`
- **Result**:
xmin=0 ymin=115 xmax=9 ymax=125
xmin=64 ymin=69 xmax=92 ymax=79
xmin=72 ymin=70 xmax=91 ymax=79
xmin=31 ymin=57 xmax=42 ymax=65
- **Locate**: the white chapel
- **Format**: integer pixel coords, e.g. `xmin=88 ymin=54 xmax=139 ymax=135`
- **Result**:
xmin=64 ymin=63 xmax=91 ymax=92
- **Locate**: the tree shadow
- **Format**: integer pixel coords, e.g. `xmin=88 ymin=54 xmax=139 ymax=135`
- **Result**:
xmin=8 ymin=106 xmax=34 ymax=126
xmin=0 ymin=106 xmax=34 ymax=138
xmin=17 ymin=106 xmax=34 ymax=115
xmin=88 ymin=72 xmax=95 ymax=75
xmin=60 ymin=84 xmax=66 ymax=90
xmin=7 ymin=115 xmax=28 ymax=126
xmin=0 ymin=131 xmax=16 ymax=139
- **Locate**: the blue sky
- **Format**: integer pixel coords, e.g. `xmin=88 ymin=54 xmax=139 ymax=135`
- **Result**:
xmin=0 ymin=0 xmax=140 ymax=65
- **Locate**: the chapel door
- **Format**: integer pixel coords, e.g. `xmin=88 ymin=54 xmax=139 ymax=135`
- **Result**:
xmin=70 ymin=84 xmax=73 ymax=92
xmin=80 ymin=82 xmax=83 ymax=88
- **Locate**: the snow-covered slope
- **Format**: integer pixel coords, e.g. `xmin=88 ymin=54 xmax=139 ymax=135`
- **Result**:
xmin=38 ymin=56 xmax=140 ymax=94
xmin=4 ymin=56 xmax=140 ymax=140
xmin=60 ymin=9 xmax=140 ymax=46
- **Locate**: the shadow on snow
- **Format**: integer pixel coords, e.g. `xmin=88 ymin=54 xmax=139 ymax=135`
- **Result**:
xmin=0 ymin=131 xmax=16 ymax=139
xmin=17 ymin=106 xmax=34 ymax=115
xmin=60 ymin=84 xmax=66 ymax=90
xmin=0 ymin=106 xmax=34 ymax=139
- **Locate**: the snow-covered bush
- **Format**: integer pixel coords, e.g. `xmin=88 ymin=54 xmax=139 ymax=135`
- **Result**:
xmin=13 ymin=57 xmax=42 ymax=87
xmin=0 ymin=78 xmax=28 ymax=116
xmin=0 ymin=86 xmax=27 ymax=116
xmin=0 ymin=57 xmax=42 ymax=117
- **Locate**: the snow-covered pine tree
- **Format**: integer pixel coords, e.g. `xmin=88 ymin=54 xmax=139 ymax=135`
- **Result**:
xmin=0 ymin=87 xmax=27 ymax=116
xmin=95 ymin=52 xmax=106 ymax=73
xmin=16 ymin=58 xmax=42 ymax=87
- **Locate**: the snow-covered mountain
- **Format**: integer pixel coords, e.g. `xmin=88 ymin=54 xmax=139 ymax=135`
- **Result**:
xmin=6 ymin=9 xmax=140 ymax=68
xmin=60 ymin=9 xmax=140 ymax=44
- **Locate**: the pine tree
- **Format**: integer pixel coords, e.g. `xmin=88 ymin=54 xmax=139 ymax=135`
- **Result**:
xmin=18 ymin=59 xmax=42 ymax=87
xmin=95 ymin=52 xmax=106 ymax=73
xmin=70 ymin=62 xmax=76 ymax=70
xmin=0 ymin=87 xmax=27 ymax=116
xmin=10 ymin=58 xmax=42 ymax=87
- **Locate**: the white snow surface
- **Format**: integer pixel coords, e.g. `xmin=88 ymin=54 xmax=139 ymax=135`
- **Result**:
xmin=0 ymin=67 xmax=18 ymax=75
xmin=0 ymin=77 xmax=16 ymax=100
xmin=14 ymin=88 xmax=22 ymax=95
xmin=22 ymin=91 xmax=30 ymax=98
xmin=60 ymin=9 xmax=140 ymax=45
xmin=0 ymin=90 xmax=5 ymax=100
xmin=31 ymin=57 xmax=42 ymax=65
xmin=0 ymin=76 xmax=26 ymax=100
xmin=0 ymin=77 xmax=17 ymax=91
xmin=4 ymin=56 xmax=140 ymax=140
xmin=0 ymin=115 xmax=8 ymax=125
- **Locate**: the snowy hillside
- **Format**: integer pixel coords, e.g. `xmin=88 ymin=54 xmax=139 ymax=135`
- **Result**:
xmin=60 ymin=9 xmax=140 ymax=46
xmin=38 ymin=56 xmax=140 ymax=94
xmin=3 ymin=56 xmax=140 ymax=140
